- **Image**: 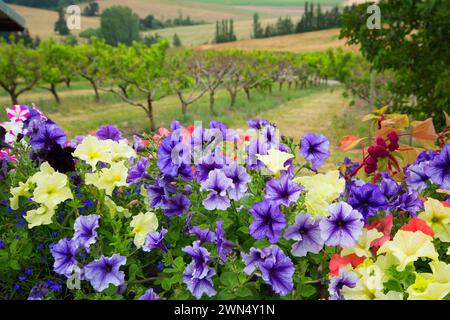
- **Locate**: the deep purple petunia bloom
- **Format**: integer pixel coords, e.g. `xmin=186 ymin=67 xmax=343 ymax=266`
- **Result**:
xmin=247 ymin=118 xmax=270 ymax=130
xmin=96 ymin=125 xmax=122 ymax=141
xmin=50 ymin=238 xmax=79 ymax=277
xmin=210 ymin=120 xmax=238 ymax=141
xmin=29 ymin=123 xmax=66 ymax=151
xmin=299 ymin=133 xmax=330 ymax=170
xmin=157 ymin=130 xmax=192 ymax=180
xmin=28 ymin=282 xmax=51 ymax=300
xmin=195 ymin=153 xmax=225 ymax=183
xmin=320 ymin=202 xmax=364 ymax=247
xmin=182 ymin=241 xmax=211 ymax=279
xmin=425 ymin=144 xmax=450 ymax=189
xmin=223 ymin=162 xmax=251 ymax=200
xmin=146 ymin=177 xmax=176 ymax=208
xmin=415 ymin=149 xmax=438 ymax=164
xmin=190 ymin=226 xmax=216 ymax=244
xmin=182 ymin=262 xmax=216 ymax=299
xmin=215 ymin=220 xmax=235 ymax=264
xmin=200 ymin=169 xmax=233 ymax=211
xmin=139 ymin=288 xmax=161 ymax=300
xmin=84 ymin=254 xmax=127 ymax=292
xmin=171 ymin=120 xmax=182 ymax=131
xmin=246 ymin=137 xmax=270 ymax=169
xmin=162 ymin=193 xmax=191 ymax=217
xmin=142 ymin=229 xmax=168 ymax=252
xmin=347 ymin=183 xmax=388 ymax=220
xmin=379 ymin=172 xmax=399 ymax=201
xmin=264 ymin=174 xmax=303 ymax=207
xmin=132 ymin=135 xmax=145 ymax=153
xmin=73 ymin=214 xmax=100 ymax=252
xmin=328 ymin=269 xmax=358 ymax=300
xmin=127 ymin=158 xmax=150 ymax=184
xmin=258 ymin=246 xmax=295 ymax=296
xmin=284 ymin=213 xmax=324 ymax=257
xmin=394 ymin=189 xmax=423 ymax=216
xmin=241 ymin=247 xmax=273 ymax=275
xmin=249 ymin=200 xmax=286 ymax=244
xmin=406 ymin=162 xmax=430 ymax=192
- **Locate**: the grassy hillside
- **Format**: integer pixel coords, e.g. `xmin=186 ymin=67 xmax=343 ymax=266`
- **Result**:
xmin=198 ymin=29 xmax=354 ymax=53
xmin=183 ymin=0 xmax=343 ymax=5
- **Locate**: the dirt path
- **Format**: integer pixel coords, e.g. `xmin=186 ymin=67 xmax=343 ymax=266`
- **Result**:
xmin=0 ymin=89 xmax=97 ymax=106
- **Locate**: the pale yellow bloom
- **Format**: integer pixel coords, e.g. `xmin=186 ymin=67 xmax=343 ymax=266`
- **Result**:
xmin=10 ymin=181 xmax=31 ymax=210
xmin=29 ymin=162 xmax=55 ymax=184
xmin=130 ymin=211 xmax=159 ymax=248
xmin=256 ymin=148 xmax=294 ymax=176
xmin=407 ymin=261 xmax=450 ymax=300
xmin=294 ymin=170 xmax=345 ymax=216
xmin=85 ymin=161 xmax=129 ymax=196
xmin=33 ymin=172 xmax=73 ymax=208
xmin=378 ymin=230 xmax=438 ymax=271
xmin=72 ymin=135 xmax=113 ymax=168
xmin=341 ymin=229 xmax=384 ymax=258
xmin=104 ymin=196 xmax=131 ymax=218
xmin=342 ymin=262 xmax=402 ymax=300
xmin=24 ymin=205 xmax=55 ymax=229
xmin=419 ymin=198 xmax=450 ymax=242
xmin=107 ymin=139 xmax=137 ymax=162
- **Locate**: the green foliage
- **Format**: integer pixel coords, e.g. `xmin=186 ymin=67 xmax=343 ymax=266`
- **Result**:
xmin=100 ymin=6 xmax=140 ymax=46
xmin=172 ymin=33 xmax=182 ymax=47
xmin=82 ymin=1 xmax=99 ymax=17
xmin=214 ymin=19 xmax=237 ymax=43
xmin=54 ymin=9 xmax=70 ymax=36
xmin=140 ymin=12 xmax=206 ymax=31
xmin=340 ymin=0 xmax=450 ymax=129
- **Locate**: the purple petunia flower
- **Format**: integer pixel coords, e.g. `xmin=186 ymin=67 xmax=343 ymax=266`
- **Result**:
xmin=28 ymin=282 xmax=51 ymax=300
xmin=284 ymin=213 xmax=324 ymax=257
xmin=379 ymin=172 xmax=399 ymax=201
xmin=200 ymin=169 xmax=233 ymax=211
xmin=328 ymin=269 xmax=358 ymax=300
xmin=73 ymin=214 xmax=100 ymax=252
xmin=170 ymin=120 xmax=182 ymax=131
xmin=182 ymin=241 xmax=212 ymax=279
xmin=210 ymin=120 xmax=239 ymax=141
xmin=139 ymin=288 xmax=161 ymax=300
xmin=320 ymin=202 xmax=364 ymax=247
xmin=162 ymin=193 xmax=191 ymax=217
xmin=241 ymin=247 xmax=273 ymax=275
xmin=190 ymin=226 xmax=216 ymax=244
xmin=259 ymin=246 xmax=295 ymax=296
xmin=394 ymin=189 xmax=423 ymax=216
xmin=157 ymin=130 xmax=192 ymax=180
xmin=182 ymin=262 xmax=216 ymax=300
xmin=249 ymin=200 xmax=286 ymax=244
xmin=215 ymin=220 xmax=235 ymax=265
xmin=127 ymin=158 xmax=150 ymax=184
xmin=96 ymin=125 xmax=122 ymax=141
xmin=299 ymin=133 xmax=330 ymax=170
xmin=146 ymin=177 xmax=176 ymax=208
xmin=84 ymin=254 xmax=127 ymax=292
xmin=143 ymin=228 xmax=168 ymax=252
xmin=264 ymin=174 xmax=303 ymax=207
xmin=195 ymin=153 xmax=225 ymax=183
xmin=347 ymin=183 xmax=388 ymax=220
xmin=223 ymin=162 xmax=251 ymax=200
xmin=406 ymin=162 xmax=430 ymax=192
xmin=132 ymin=135 xmax=145 ymax=153
xmin=247 ymin=118 xmax=271 ymax=130
xmin=29 ymin=123 xmax=66 ymax=151
xmin=50 ymin=238 xmax=79 ymax=277
xmin=425 ymin=144 xmax=450 ymax=189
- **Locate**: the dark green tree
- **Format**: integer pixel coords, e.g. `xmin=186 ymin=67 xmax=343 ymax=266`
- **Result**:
xmin=172 ymin=33 xmax=182 ymax=47
xmin=83 ymin=2 xmax=100 ymax=16
xmin=100 ymin=6 xmax=140 ymax=46
xmin=54 ymin=9 xmax=70 ymax=36
xmin=252 ymin=13 xmax=264 ymax=39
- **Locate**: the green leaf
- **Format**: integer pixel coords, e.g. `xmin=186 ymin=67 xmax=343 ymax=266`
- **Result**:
xmin=9 ymin=260 xmax=20 ymax=271
xmin=217 ymin=290 xmax=236 ymax=300
xmin=161 ymin=278 xmax=172 ymax=291
xmin=236 ymin=286 xmax=253 ymax=298
xmin=300 ymin=284 xmax=317 ymax=298
xmin=220 ymin=272 xmax=239 ymax=288
xmin=128 ymin=264 xmax=139 ymax=281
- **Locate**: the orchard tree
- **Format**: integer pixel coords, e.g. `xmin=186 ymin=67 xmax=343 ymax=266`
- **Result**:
xmin=0 ymin=39 xmax=41 ymax=105
xmin=54 ymin=9 xmax=70 ymax=36
xmin=38 ymin=39 xmax=76 ymax=104
xmin=165 ymin=49 xmax=208 ymax=119
xmin=340 ymin=0 xmax=450 ymax=127
xmin=74 ymin=37 xmax=111 ymax=102
xmin=100 ymin=6 xmax=140 ymax=46
xmin=102 ymin=40 xmax=170 ymax=131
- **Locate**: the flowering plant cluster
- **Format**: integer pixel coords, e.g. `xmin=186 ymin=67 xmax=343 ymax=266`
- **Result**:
xmin=0 ymin=104 xmax=449 ymax=300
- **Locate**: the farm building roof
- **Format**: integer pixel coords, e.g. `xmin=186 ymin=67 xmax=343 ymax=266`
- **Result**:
xmin=0 ymin=0 xmax=26 ymax=31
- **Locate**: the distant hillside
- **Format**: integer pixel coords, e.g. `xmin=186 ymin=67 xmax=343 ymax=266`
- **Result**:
xmin=4 ymin=0 xmax=89 ymax=10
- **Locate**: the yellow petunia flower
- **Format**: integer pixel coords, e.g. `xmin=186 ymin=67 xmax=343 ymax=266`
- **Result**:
xmin=419 ymin=198 xmax=450 ymax=242
xmin=10 ymin=181 xmax=31 ymax=210
xmin=85 ymin=161 xmax=129 ymax=196
xmin=33 ymin=172 xmax=73 ymax=208
xmin=107 ymin=139 xmax=137 ymax=162
xmin=72 ymin=135 xmax=113 ymax=169
xmin=341 ymin=228 xmax=384 ymax=258
xmin=29 ymin=162 xmax=55 ymax=184
xmin=24 ymin=205 xmax=55 ymax=229
xmin=256 ymin=148 xmax=294 ymax=177
xmin=130 ymin=211 xmax=159 ymax=248
xmin=294 ymin=170 xmax=345 ymax=216
xmin=377 ymin=230 xmax=438 ymax=271
xmin=407 ymin=261 xmax=450 ymax=300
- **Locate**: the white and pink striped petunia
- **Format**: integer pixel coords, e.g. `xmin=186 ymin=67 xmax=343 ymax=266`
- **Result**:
xmin=6 ymin=105 xmax=30 ymax=123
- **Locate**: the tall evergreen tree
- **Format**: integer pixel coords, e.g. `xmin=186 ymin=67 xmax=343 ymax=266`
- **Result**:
xmin=54 ymin=9 xmax=70 ymax=36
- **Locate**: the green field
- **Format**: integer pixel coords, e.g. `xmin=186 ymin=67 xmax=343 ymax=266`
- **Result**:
xmin=184 ymin=0 xmax=343 ymax=6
